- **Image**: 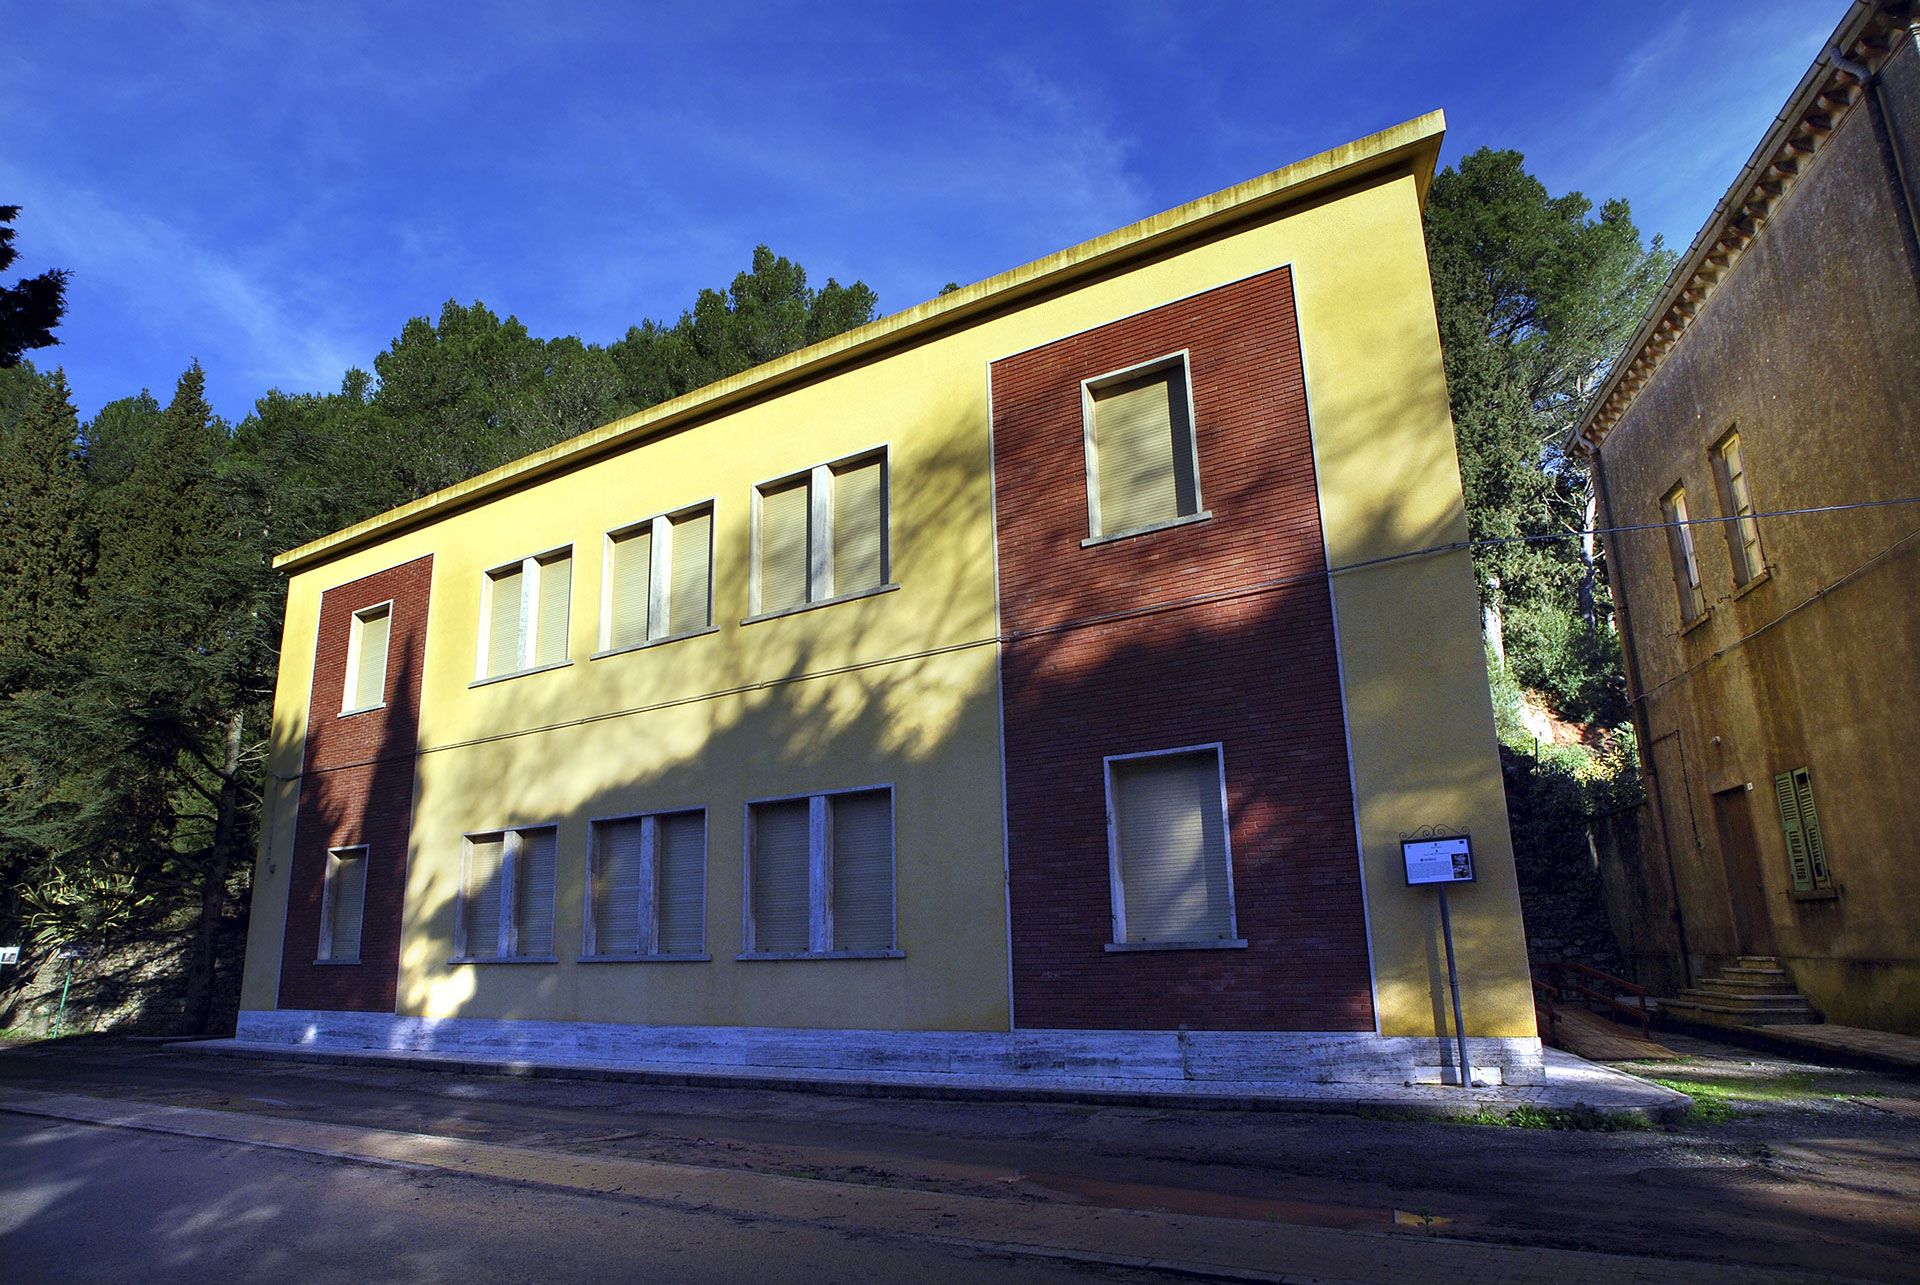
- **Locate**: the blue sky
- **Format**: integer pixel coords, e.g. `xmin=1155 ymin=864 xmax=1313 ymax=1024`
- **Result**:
xmin=5 ymin=1 xmax=1839 ymax=424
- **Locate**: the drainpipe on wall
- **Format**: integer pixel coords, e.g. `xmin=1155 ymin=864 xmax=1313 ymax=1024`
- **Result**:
xmin=1831 ymin=42 xmax=1920 ymax=301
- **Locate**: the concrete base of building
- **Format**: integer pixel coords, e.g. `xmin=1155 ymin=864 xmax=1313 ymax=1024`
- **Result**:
xmin=231 ymin=1006 xmax=1559 ymax=1086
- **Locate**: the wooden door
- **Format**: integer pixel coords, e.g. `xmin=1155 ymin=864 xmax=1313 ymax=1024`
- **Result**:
xmin=1712 ymin=787 xmax=1774 ymax=956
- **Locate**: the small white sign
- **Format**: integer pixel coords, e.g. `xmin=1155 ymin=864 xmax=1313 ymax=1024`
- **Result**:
xmin=0 ymin=946 xmax=18 ymax=965
xmin=1403 ymin=835 xmax=1474 ymax=886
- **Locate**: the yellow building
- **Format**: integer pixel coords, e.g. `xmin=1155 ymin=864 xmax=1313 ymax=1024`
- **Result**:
xmin=238 ymin=113 xmax=1541 ymax=1084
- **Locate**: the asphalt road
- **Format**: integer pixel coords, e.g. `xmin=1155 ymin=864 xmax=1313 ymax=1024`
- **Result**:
xmin=1 ymin=1033 xmax=1916 ymax=1281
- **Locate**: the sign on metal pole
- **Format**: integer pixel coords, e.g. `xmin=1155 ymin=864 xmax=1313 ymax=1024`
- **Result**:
xmin=1401 ymin=829 xmax=1477 ymax=1088
xmin=0 ymin=946 xmax=18 ymax=965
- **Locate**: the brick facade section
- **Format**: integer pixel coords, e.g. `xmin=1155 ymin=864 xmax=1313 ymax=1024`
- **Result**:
xmin=990 ymin=267 xmax=1374 ymax=1031
xmin=276 ymin=555 xmax=433 ymax=1013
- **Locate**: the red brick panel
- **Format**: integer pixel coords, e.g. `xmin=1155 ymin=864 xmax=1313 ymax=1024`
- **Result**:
xmin=277 ymin=555 xmax=433 ymax=1013
xmin=990 ymin=268 xmax=1374 ymax=1031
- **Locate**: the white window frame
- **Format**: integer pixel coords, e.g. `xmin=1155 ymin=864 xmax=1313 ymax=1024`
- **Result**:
xmin=454 ymin=824 xmax=560 ymax=962
xmin=340 ymin=601 xmax=393 ymax=716
xmin=746 ymin=447 xmax=894 ymax=620
xmin=596 ymin=501 xmax=717 ymax=656
xmin=581 ymin=807 xmax=710 ymax=960
xmin=1080 ymin=351 xmax=1210 ymax=545
xmin=1713 ymin=431 xmax=1766 ymax=587
xmin=1102 ymin=742 xmax=1246 ymax=952
xmin=474 ymin=545 xmax=574 ymax=683
xmin=739 ymin=784 xmax=901 ymax=960
xmin=316 ymin=844 xmax=369 ymax=963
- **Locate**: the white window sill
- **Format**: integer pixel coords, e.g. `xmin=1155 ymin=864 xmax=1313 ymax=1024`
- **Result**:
xmin=591 ymin=625 xmax=718 ymax=661
xmin=468 ymin=659 xmax=573 ymax=689
xmin=735 ymin=949 xmax=904 ymax=962
xmin=337 ymin=703 xmax=387 ymax=719
xmin=576 ymin=952 xmax=712 ymax=963
xmin=311 ymin=957 xmax=362 ymax=966
xmin=1081 ymin=510 xmax=1212 ymax=548
xmin=741 ymin=582 xmax=900 ymax=626
xmin=446 ymin=955 xmax=560 ymax=965
xmin=1104 ymin=938 xmax=1248 ymax=953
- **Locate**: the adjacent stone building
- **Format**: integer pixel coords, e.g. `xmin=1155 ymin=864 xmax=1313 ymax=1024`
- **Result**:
xmin=1572 ymin=1 xmax=1920 ymax=1033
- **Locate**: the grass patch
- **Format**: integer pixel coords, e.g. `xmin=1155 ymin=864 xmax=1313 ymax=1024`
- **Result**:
xmin=1650 ymin=1069 xmax=1865 ymax=1125
xmin=1458 ymin=1104 xmax=1649 ymax=1131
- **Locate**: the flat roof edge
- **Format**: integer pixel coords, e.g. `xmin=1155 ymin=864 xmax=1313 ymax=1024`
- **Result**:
xmin=275 ymin=110 xmax=1445 ymax=574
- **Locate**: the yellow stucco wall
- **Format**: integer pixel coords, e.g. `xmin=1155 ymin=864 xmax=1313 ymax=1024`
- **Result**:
xmin=240 ymin=112 xmax=1536 ymax=1040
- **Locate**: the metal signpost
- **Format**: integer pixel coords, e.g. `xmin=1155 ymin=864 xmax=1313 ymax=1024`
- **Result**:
xmin=1401 ymin=831 xmax=1476 ymax=1088
xmin=51 ymin=945 xmax=88 ymax=1038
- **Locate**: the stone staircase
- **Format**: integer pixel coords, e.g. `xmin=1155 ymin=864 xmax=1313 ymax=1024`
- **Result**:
xmin=1658 ymin=956 xmax=1822 ymax=1027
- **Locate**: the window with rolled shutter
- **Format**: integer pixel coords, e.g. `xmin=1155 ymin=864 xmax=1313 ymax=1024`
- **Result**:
xmin=1774 ymin=767 xmax=1833 ymax=892
xmin=346 ymin=607 xmax=390 ymax=713
xmin=757 ymin=480 xmax=812 ymax=614
xmin=668 ymin=508 xmax=713 ymax=636
xmin=591 ymin=818 xmax=648 ymax=954
xmin=1108 ymin=748 xmax=1236 ymax=944
xmin=513 ymin=827 xmax=558 ymax=957
xmin=750 ymin=799 xmax=812 ymax=952
xmin=320 ymin=846 xmax=368 ymax=962
xmin=655 ymin=811 xmax=707 ymax=954
xmin=831 ymin=457 xmax=886 ymax=597
xmin=484 ymin=567 xmax=524 ymax=677
xmin=533 ymin=554 xmax=571 ymax=666
xmin=463 ymin=835 xmax=506 ymax=958
xmin=830 ymin=790 xmax=894 ymax=951
xmin=1087 ymin=359 xmax=1199 ymax=538
xmin=605 ymin=527 xmax=653 ymax=650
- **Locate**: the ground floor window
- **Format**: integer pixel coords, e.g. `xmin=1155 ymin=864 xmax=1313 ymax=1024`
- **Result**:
xmin=459 ymin=826 xmax=558 ymax=960
xmin=318 ymin=845 xmax=368 ymax=962
xmin=1773 ymin=767 xmax=1834 ymax=893
xmin=744 ymin=787 xmax=895 ymax=956
xmin=586 ymin=810 xmax=708 ymax=956
xmin=1105 ymin=745 xmax=1240 ymax=947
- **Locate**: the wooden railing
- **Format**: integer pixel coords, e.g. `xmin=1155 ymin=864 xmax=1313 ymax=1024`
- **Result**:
xmin=1531 ymin=976 xmax=1560 ymax=1045
xmin=1537 ymin=961 xmax=1651 ymax=1039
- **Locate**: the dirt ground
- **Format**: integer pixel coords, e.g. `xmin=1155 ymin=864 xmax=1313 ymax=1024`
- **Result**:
xmin=1 ymin=1029 xmax=1915 ymax=1281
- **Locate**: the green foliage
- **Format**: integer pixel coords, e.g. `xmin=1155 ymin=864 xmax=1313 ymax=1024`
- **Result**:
xmin=1426 ymin=148 xmax=1671 ymax=720
xmin=0 ymin=205 xmax=69 ymax=368
xmin=0 ymin=368 xmax=93 ymax=674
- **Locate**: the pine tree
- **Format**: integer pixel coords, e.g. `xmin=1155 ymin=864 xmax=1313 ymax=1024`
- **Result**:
xmin=0 ymin=368 xmax=93 ymax=679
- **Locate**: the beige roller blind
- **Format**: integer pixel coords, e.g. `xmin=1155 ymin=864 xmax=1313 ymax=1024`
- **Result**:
xmin=324 ymin=849 xmax=367 ymax=961
xmin=655 ymin=811 xmax=707 ymax=954
xmin=606 ymin=528 xmax=653 ymax=650
xmin=464 ymin=835 xmax=505 ymax=958
xmin=351 ymin=610 xmax=390 ymax=710
xmin=514 ymin=828 xmax=557 ymax=957
xmin=668 ymin=509 xmax=713 ymax=636
xmin=830 ymin=790 xmax=893 ymax=951
xmin=485 ymin=567 xmax=524 ymax=677
xmin=832 ymin=458 xmax=885 ymax=596
xmin=1111 ymin=751 xmax=1234 ymax=943
xmin=751 ymin=799 xmax=811 ymax=952
xmin=757 ymin=480 xmax=811 ymax=613
xmin=1092 ymin=367 xmax=1195 ymax=535
xmin=533 ymin=554 xmax=571 ymax=666
xmin=592 ymin=819 xmax=646 ymax=955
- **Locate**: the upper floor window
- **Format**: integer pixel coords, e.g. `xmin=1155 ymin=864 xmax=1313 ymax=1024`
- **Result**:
xmin=586 ymin=810 xmax=708 ymax=957
xmin=342 ymin=603 xmax=391 ymax=714
xmin=1083 ymin=354 xmax=1204 ymax=541
xmin=1661 ymin=485 xmax=1706 ymax=625
xmin=479 ymin=548 xmax=572 ymax=680
xmin=744 ymin=787 xmax=896 ymax=957
xmin=1711 ymin=431 xmax=1766 ymax=586
xmin=458 ymin=825 xmax=558 ymax=961
xmin=318 ymin=845 xmax=368 ymax=962
xmin=602 ymin=504 xmax=714 ymax=653
xmin=1104 ymin=745 xmax=1241 ymax=949
xmin=751 ymin=451 xmax=888 ymax=616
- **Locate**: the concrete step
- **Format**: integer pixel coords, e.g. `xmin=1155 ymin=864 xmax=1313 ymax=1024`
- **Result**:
xmin=1662 ymin=996 xmax=1823 ymax=1027
xmin=1697 ymin=976 xmax=1802 ymax=995
xmin=1676 ymin=986 xmax=1816 ymax=1009
xmin=1735 ymin=955 xmax=1782 ymax=969
xmin=1721 ymin=966 xmax=1791 ymax=981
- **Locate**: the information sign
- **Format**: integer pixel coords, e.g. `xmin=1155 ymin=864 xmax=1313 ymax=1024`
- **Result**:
xmin=1402 ymin=834 xmax=1474 ymax=886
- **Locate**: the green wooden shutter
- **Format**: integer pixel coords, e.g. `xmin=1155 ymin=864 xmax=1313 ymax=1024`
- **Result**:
xmin=1792 ymin=768 xmax=1832 ymax=888
xmin=1773 ymin=771 xmax=1814 ymax=892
